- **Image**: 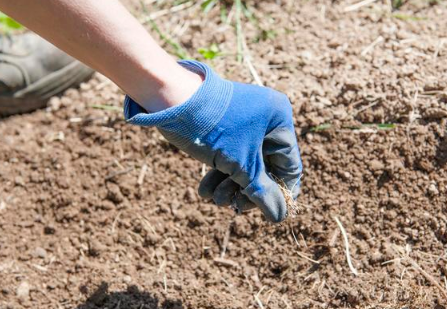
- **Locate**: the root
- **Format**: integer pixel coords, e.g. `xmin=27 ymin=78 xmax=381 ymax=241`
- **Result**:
xmin=334 ymin=216 xmax=359 ymax=276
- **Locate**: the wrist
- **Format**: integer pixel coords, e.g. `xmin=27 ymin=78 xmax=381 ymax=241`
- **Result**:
xmin=124 ymin=60 xmax=233 ymax=147
xmin=128 ymin=60 xmax=203 ymax=113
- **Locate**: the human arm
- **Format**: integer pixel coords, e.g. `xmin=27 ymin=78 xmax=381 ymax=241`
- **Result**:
xmin=0 ymin=0 xmax=303 ymax=222
xmin=0 ymin=0 xmax=202 ymax=112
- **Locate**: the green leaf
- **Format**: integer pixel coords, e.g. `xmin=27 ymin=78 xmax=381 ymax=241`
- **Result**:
xmin=310 ymin=124 xmax=332 ymax=132
xmin=201 ymin=0 xmax=217 ymax=14
xmin=310 ymin=123 xmax=396 ymax=133
xmin=376 ymin=123 xmax=396 ymax=130
xmin=392 ymin=0 xmax=404 ymax=9
xmin=392 ymin=13 xmax=426 ymax=21
xmin=198 ymin=43 xmax=221 ymax=60
xmin=220 ymin=4 xmax=228 ymax=23
xmin=0 ymin=12 xmax=23 ymax=32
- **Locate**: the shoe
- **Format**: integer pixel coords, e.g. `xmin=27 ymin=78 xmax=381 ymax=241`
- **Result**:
xmin=0 ymin=32 xmax=94 ymax=116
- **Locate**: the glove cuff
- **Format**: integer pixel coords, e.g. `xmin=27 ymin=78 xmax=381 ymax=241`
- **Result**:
xmin=124 ymin=60 xmax=233 ymax=145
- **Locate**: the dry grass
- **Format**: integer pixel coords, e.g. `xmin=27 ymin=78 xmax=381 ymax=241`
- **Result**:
xmin=271 ymin=174 xmax=301 ymax=220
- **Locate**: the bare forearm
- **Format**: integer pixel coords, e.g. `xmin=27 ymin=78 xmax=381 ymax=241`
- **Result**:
xmin=0 ymin=0 xmax=201 ymax=112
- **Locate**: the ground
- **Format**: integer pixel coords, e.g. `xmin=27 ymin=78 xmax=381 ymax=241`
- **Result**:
xmin=1 ymin=0 xmax=447 ymax=308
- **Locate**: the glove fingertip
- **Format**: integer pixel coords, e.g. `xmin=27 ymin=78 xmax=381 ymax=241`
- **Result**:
xmin=198 ymin=182 xmax=213 ymax=199
xmin=198 ymin=169 xmax=228 ymax=199
xmin=242 ymin=172 xmax=288 ymax=223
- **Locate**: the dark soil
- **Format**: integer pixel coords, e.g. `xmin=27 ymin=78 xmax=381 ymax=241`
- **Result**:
xmin=1 ymin=0 xmax=447 ymax=308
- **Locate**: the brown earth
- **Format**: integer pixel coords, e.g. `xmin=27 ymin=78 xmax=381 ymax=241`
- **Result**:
xmin=1 ymin=0 xmax=447 ymax=308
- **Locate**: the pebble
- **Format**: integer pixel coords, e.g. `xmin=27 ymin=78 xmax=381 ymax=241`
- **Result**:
xmin=184 ymin=187 xmax=198 ymax=203
xmin=369 ymin=160 xmax=384 ymax=171
xmin=428 ymin=183 xmax=439 ymax=196
xmin=16 ymin=282 xmax=30 ymax=300
xmin=34 ymin=247 xmax=47 ymax=259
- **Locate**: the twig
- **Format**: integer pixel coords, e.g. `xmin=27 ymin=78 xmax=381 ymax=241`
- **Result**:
xmin=254 ymin=287 xmax=266 ymax=309
xmin=137 ymin=164 xmax=148 ymax=186
xmin=291 ymin=229 xmax=301 ymax=248
xmin=344 ymin=0 xmax=378 ymax=12
xmin=162 ymin=273 xmax=168 ymax=292
xmin=408 ymin=87 xmax=421 ymax=123
xmin=220 ymin=220 xmax=233 ymax=258
xmin=242 ymin=37 xmax=264 ymax=86
xmin=433 ymin=39 xmax=445 ymax=59
xmin=361 ymin=36 xmax=384 ymax=57
xmin=234 ymin=0 xmax=263 ymax=86
xmin=292 ymin=229 xmax=320 ymax=264
xmin=351 ymin=99 xmax=380 ymax=117
xmin=296 ymin=251 xmax=320 ymax=264
xmin=235 ymin=0 xmax=243 ymax=63
xmin=157 ymin=259 xmax=166 ymax=274
xmin=265 ymin=289 xmax=275 ymax=305
xmin=403 ymin=254 xmax=447 ymax=299
xmin=300 ymin=233 xmax=308 ymax=249
xmin=329 ymin=229 xmax=340 ymax=247
xmin=161 ymin=237 xmax=177 ymax=251
xmin=105 ymin=167 xmax=134 ymax=180
xmin=334 ymin=216 xmax=359 ymax=276
xmin=281 ymin=295 xmax=292 ymax=309
xmin=111 ymin=211 xmax=122 ymax=234
xmin=213 ymin=257 xmax=239 ymax=268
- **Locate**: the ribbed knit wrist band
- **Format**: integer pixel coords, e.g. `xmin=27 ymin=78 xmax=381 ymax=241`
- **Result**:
xmin=124 ymin=60 xmax=233 ymax=144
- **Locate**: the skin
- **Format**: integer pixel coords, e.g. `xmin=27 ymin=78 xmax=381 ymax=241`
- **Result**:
xmin=0 ymin=0 xmax=203 ymax=112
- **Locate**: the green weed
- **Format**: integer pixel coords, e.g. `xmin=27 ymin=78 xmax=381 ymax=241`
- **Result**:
xmin=198 ymin=43 xmax=222 ymax=60
xmin=201 ymin=0 xmax=219 ymax=14
xmin=391 ymin=0 xmax=408 ymax=10
xmin=392 ymin=13 xmax=426 ymax=21
xmin=235 ymin=0 xmax=244 ymax=62
xmin=310 ymin=124 xmax=332 ymax=132
xmin=256 ymin=29 xmax=277 ymax=42
xmin=0 ymin=13 xmax=23 ymax=33
xmin=310 ymin=123 xmax=396 ymax=132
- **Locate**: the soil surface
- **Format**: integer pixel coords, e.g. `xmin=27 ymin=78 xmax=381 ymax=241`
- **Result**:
xmin=2 ymin=0 xmax=447 ymax=308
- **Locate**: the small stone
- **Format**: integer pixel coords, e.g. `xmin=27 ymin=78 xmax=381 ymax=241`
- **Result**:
xmin=34 ymin=247 xmax=47 ymax=259
xmin=14 ymin=176 xmax=25 ymax=186
xmin=88 ymin=240 xmax=105 ymax=257
xmin=47 ymin=97 xmax=61 ymax=111
xmin=9 ymin=157 xmax=18 ymax=163
xmin=428 ymin=183 xmax=439 ymax=196
xmin=123 ymin=275 xmax=132 ymax=283
xmin=369 ymin=160 xmax=384 ymax=171
xmin=184 ymin=187 xmax=198 ymax=203
xmin=370 ymin=251 xmax=383 ymax=263
xmin=106 ymin=183 xmax=124 ymax=204
xmin=44 ymin=225 xmax=56 ymax=235
xmin=0 ymin=201 xmax=6 ymax=212
xmin=16 ymin=282 xmax=30 ymax=300
xmin=145 ymin=233 xmax=162 ymax=246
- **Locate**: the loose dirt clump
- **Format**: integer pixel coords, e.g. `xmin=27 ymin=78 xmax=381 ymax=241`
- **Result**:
xmin=2 ymin=0 xmax=447 ymax=308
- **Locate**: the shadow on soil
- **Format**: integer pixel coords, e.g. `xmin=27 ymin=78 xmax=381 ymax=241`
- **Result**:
xmin=76 ymin=282 xmax=183 ymax=309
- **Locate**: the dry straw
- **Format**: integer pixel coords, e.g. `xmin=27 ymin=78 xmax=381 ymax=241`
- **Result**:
xmin=271 ymin=173 xmax=302 ymax=220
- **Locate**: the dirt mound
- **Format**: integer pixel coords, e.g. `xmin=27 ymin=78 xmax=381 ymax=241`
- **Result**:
xmin=1 ymin=0 xmax=447 ymax=308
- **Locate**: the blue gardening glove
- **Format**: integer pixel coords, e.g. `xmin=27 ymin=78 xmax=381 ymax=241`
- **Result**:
xmin=124 ymin=60 xmax=302 ymax=223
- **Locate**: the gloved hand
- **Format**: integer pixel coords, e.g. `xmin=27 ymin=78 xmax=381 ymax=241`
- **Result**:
xmin=124 ymin=60 xmax=302 ymax=223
